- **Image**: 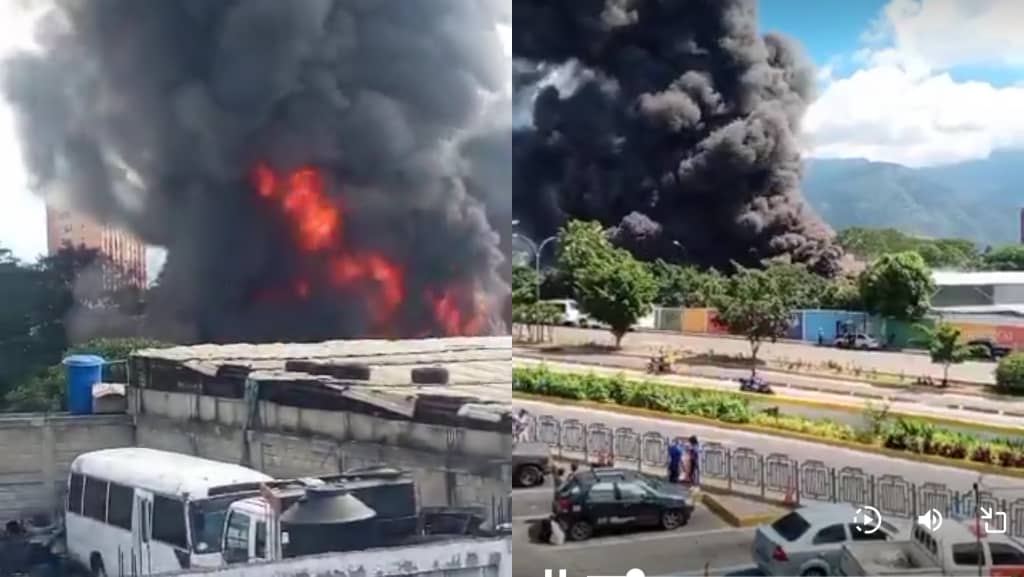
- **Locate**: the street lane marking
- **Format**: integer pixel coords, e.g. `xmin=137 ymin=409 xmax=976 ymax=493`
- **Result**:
xmin=514 ymin=487 xmax=555 ymax=495
xmin=650 ymin=564 xmax=761 ymax=577
xmin=552 ymin=526 xmax=752 ymax=551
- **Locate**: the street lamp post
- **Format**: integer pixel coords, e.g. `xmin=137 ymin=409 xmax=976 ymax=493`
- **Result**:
xmin=511 ymin=225 xmax=557 ymax=302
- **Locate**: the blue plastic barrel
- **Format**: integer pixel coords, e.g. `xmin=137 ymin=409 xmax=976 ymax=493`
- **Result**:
xmin=63 ymin=355 xmax=105 ymax=415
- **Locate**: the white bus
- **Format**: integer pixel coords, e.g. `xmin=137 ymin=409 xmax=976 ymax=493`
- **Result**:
xmin=66 ymin=448 xmax=274 ymax=576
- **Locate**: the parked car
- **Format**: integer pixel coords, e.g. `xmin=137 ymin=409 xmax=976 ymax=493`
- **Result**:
xmin=543 ymin=299 xmax=584 ymax=326
xmin=551 ymin=468 xmax=693 ymax=541
xmin=752 ymin=503 xmax=905 ymax=576
xmin=967 ymin=338 xmax=1011 ymax=361
xmin=512 ymin=442 xmax=551 ymax=487
xmin=834 ymin=333 xmax=882 ymax=350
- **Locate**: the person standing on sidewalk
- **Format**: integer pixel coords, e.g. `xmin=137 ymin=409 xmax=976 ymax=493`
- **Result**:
xmin=667 ymin=439 xmax=683 ymax=483
xmin=513 ymin=409 xmax=529 ymax=443
xmin=686 ymin=435 xmax=701 ymax=485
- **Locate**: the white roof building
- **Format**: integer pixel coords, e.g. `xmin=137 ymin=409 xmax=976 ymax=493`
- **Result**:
xmin=931 ymin=271 xmax=1024 ymax=321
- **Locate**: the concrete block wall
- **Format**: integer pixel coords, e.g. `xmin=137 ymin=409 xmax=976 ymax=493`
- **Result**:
xmin=0 ymin=414 xmax=133 ymax=523
xmin=132 ymin=389 xmax=511 ymax=519
xmin=171 ymin=536 xmax=511 ymax=577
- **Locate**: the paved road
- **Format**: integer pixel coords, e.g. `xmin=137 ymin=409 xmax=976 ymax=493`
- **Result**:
xmin=512 ymin=487 xmax=758 ymax=577
xmin=514 ymin=398 xmax=1024 ymax=502
xmin=547 ymin=326 xmax=1000 ymax=384
xmin=516 ymin=356 xmax=1024 ymax=431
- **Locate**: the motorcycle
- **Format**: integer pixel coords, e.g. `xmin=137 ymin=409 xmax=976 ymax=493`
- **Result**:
xmin=739 ymin=375 xmax=774 ymax=395
xmin=646 ymin=349 xmax=675 ymax=374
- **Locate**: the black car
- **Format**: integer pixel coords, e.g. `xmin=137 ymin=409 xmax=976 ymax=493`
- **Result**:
xmin=551 ymin=468 xmax=693 ymax=541
xmin=967 ymin=338 xmax=1011 ymax=360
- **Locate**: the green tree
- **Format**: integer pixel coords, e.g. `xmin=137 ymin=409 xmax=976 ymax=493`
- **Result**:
xmin=980 ymin=245 xmax=1024 ymax=271
xmin=995 ymin=352 xmax=1024 ymax=395
xmin=858 ymin=252 xmax=935 ymax=321
xmin=761 ymin=260 xmax=831 ymax=310
xmin=512 ymin=264 xmax=540 ymax=306
xmin=558 ymin=221 xmax=657 ymax=347
xmin=916 ymin=322 xmax=972 ymax=386
xmin=3 ymin=337 xmax=173 ymax=412
xmin=0 ymin=244 xmax=150 ymax=407
xmin=648 ymin=259 xmax=726 ymax=308
xmin=820 ymin=277 xmax=863 ymax=310
xmin=837 ymin=227 xmax=979 ymax=270
xmin=712 ymin=266 xmax=794 ymax=377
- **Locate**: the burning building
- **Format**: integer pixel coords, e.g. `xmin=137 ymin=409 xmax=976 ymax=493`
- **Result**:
xmin=2 ymin=1 xmax=512 ymax=343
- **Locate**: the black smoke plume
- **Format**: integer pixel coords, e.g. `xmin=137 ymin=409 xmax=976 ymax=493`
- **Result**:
xmin=513 ymin=0 xmax=843 ymax=276
xmin=3 ymin=0 xmax=511 ymax=342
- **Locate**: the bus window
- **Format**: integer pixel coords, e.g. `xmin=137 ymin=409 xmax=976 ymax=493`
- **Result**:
xmin=83 ymin=477 xmax=109 ymax=522
xmin=152 ymin=495 xmax=188 ymax=549
xmin=107 ymin=483 xmax=133 ymax=530
xmin=68 ymin=473 xmax=84 ymax=515
xmin=223 ymin=512 xmax=251 ymax=564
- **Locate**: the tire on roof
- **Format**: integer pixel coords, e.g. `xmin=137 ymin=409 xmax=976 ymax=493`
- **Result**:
xmin=329 ymin=363 xmax=372 ymax=381
xmin=411 ymin=366 xmax=449 ymax=385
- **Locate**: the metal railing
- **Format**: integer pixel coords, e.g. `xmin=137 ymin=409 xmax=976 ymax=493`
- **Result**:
xmin=522 ymin=414 xmax=1024 ymax=537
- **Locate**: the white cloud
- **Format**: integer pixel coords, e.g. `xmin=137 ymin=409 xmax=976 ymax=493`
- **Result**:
xmin=876 ymin=0 xmax=1024 ymax=69
xmin=803 ymin=0 xmax=1024 ymax=167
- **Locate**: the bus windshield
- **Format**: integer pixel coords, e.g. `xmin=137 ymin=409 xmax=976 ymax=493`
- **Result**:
xmin=189 ymin=495 xmax=251 ymax=553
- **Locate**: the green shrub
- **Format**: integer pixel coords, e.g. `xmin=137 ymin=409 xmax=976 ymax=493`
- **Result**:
xmin=512 ymin=366 xmax=754 ymax=423
xmin=995 ymin=352 xmax=1024 ymax=394
xmin=514 ymin=366 xmax=1024 ymax=470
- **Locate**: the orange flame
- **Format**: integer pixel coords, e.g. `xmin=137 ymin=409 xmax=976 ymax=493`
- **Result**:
xmin=429 ymin=286 xmax=486 ymax=336
xmin=253 ymin=163 xmax=276 ymax=198
xmin=251 ymin=163 xmax=485 ymax=336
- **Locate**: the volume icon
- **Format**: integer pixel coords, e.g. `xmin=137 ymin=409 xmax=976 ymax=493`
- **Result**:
xmin=916 ymin=508 xmax=943 ymax=532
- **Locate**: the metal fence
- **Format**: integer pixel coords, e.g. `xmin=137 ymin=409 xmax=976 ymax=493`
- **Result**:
xmin=523 ymin=414 xmax=1024 ymax=537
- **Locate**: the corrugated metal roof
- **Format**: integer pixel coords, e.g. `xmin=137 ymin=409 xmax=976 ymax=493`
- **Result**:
xmin=132 ymin=337 xmax=512 ymax=426
xmin=135 ymin=336 xmax=511 ymax=363
xmin=933 ymin=271 xmax=1024 ymax=287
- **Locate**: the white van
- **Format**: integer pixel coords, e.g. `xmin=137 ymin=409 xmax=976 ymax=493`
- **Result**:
xmin=544 ymin=299 xmax=585 ymax=326
xmin=66 ymin=448 xmax=273 ymax=575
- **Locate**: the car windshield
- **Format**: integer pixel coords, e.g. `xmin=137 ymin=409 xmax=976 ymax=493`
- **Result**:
xmin=189 ymin=495 xmax=250 ymax=553
xmin=771 ymin=511 xmax=811 ymax=542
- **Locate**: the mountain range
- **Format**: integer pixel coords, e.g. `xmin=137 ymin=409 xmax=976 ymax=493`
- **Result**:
xmin=801 ymin=149 xmax=1024 ymax=247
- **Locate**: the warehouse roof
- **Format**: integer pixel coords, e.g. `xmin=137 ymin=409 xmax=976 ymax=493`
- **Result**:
xmin=131 ymin=336 xmax=512 ymax=429
xmin=933 ymin=271 xmax=1024 ymax=287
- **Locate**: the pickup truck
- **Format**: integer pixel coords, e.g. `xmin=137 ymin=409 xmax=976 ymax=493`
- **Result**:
xmin=513 ymin=442 xmax=552 ymax=487
xmin=837 ymin=520 xmax=1024 ymax=576
xmin=219 ymin=468 xmax=491 ymax=564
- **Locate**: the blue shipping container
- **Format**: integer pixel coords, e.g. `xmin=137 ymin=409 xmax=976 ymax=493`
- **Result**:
xmin=786 ymin=311 xmax=803 ymax=340
xmin=63 ymin=355 xmax=105 ymax=415
xmin=800 ymin=310 xmax=868 ymax=344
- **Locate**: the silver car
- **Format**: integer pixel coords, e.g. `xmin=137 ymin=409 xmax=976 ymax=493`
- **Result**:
xmin=752 ymin=504 xmax=904 ymax=576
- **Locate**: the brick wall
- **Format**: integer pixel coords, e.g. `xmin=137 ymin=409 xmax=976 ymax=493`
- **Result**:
xmin=0 ymin=414 xmax=133 ymax=523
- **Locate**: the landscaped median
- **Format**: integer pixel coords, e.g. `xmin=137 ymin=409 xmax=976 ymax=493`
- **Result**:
xmin=513 ymin=365 xmax=1024 ymax=475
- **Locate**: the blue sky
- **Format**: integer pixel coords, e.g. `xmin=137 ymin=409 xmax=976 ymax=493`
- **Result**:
xmin=761 ymin=0 xmax=1022 ymax=88
xmin=757 ymin=0 xmax=1024 ymax=168
xmin=760 ymin=0 xmax=888 ymax=75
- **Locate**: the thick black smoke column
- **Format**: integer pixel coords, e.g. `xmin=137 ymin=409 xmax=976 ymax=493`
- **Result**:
xmin=3 ymin=0 xmax=511 ymax=342
xmin=513 ymin=0 xmax=842 ymax=275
